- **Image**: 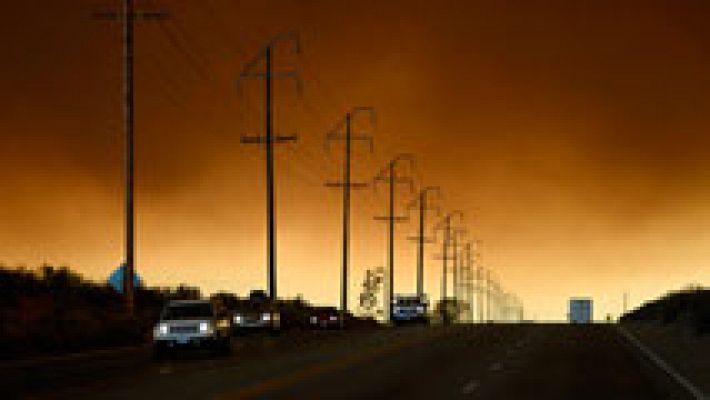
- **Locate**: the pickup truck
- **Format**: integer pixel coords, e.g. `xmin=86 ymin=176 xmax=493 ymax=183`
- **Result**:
xmin=152 ymin=299 xmax=232 ymax=358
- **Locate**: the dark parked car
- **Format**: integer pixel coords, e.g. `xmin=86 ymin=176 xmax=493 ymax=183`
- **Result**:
xmin=231 ymin=290 xmax=281 ymax=335
xmin=309 ymin=306 xmax=343 ymax=329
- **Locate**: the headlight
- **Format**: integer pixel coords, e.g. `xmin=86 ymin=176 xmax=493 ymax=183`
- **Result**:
xmin=310 ymin=316 xmax=317 ymax=323
xmin=233 ymin=315 xmax=243 ymax=324
xmin=261 ymin=313 xmax=271 ymax=321
xmin=416 ymin=306 xmax=425 ymax=313
xmin=199 ymin=322 xmax=211 ymax=332
xmin=393 ymin=307 xmax=401 ymax=313
xmin=155 ymin=323 xmax=169 ymax=336
xmin=329 ymin=315 xmax=337 ymax=322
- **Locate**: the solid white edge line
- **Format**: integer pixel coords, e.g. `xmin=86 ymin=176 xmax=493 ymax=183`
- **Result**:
xmin=616 ymin=325 xmax=707 ymax=400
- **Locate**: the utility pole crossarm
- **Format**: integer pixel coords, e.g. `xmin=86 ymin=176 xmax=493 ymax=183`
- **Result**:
xmin=325 ymin=106 xmax=376 ymax=136
xmin=373 ymin=215 xmax=410 ymax=222
xmin=432 ymin=210 xmax=463 ymax=234
xmin=325 ymin=182 xmax=369 ymax=188
xmin=373 ymin=153 xmax=415 ymax=180
xmin=91 ymin=11 xmax=169 ymax=20
xmin=406 ymin=236 xmax=436 ymax=243
xmin=374 ymin=176 xmax=415 ymax=185
xmin=240 ymin=135 xmax=298 ymax=144
xmin=238 ymin=31 xmax=301 ymax=75
xmin=327 ymin=133 xmax=374 ymax=141
xmin=239 ymin=71 xmax=300 ymax=79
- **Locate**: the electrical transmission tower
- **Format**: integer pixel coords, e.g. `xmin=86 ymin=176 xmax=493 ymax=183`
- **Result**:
xmin=93 ymin=0 xmax=167 ymax=316
xmin=324 ymin=107 xmax=375 ymax=324
xmin=433 ymin=210 xmax=463 ymax=324
xmin=373 ymin=154 xmax=415 ymax=323
xmin=406 ymin=187 xmax=440 ymax=299
xmin=238 ymin=32 xmax=302 ymax=301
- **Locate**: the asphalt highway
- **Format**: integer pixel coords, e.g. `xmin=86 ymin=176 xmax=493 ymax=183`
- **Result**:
xmin=17 ymin=324 xmax=695 ymax=400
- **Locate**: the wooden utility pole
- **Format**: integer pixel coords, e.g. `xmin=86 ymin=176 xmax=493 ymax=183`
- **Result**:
xmin=325 ymin=107 xmax=374 ymax=324
xmin=122 ymin=0 xmax=135 ymax=316
xmin=433 ymin=210 xmax=463 ymax=324
xmin=374 ymin=155 xmax=414 ymax=322
xmin=465 ymin=241 xmax=474 ymax=323
xmin=239 ymin=32 xmax=301 ymax=301
xmin=452 ymin=228 xmax=466 ymax=309
xmin=406 ymin=187 xmax=440 ymax=298
xmin=93 ymin=1 xmax=167 ymax=315
xmin=486 ymin=269 xmax=492 ymax=322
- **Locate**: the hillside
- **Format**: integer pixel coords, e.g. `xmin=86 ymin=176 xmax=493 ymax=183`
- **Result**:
xmin=620 ymin=286 xmax=709 ymax=335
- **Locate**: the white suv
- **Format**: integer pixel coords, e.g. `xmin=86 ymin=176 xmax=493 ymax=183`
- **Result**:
xmin=153 ymin=300 xmax=231 ymax=358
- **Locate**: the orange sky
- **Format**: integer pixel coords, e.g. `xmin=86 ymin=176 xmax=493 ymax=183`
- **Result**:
xmin=1 ymin=0 xmax=709 ymax=320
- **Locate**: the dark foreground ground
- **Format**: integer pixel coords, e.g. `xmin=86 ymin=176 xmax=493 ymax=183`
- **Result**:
xmin=5 ymin=324 xmax=701 ymax=400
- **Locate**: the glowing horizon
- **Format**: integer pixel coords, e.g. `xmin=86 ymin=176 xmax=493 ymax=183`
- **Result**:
xmin=1 ymin=0 xmax=709 ymax=321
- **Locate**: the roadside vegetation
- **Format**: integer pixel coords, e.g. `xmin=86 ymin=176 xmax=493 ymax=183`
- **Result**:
xmin=0 ymin=265 xmax=377 ymax=360
xmin=0 ymin=265 xmax=201 ymax=359
xmin=620 ymin=286 xmax=709 ymax=335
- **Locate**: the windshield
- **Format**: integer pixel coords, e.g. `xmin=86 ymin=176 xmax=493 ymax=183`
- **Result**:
xmin=162 ymin=303 xmax=213 ymax=320
xmin=396 ymin=298 xmax=423 ymax=306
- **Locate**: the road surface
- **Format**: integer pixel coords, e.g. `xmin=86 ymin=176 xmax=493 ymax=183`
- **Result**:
xmin=15 ymin=324 xmax=695 ymax=399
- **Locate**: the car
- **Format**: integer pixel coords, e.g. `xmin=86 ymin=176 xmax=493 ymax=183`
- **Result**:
xmin=391 ymin=294 xmax=429 ymax=325
xmin=231 ymin=290 xmax=281 ymax=335
xmin=152 ymin=299 xmax=232 ymax=358
xmin=309 ymin=306 xmax=342 ymax=329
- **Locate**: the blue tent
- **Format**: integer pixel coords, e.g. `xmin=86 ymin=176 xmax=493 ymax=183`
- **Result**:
xmin=108 ymin=263 xmax=143 ymax=293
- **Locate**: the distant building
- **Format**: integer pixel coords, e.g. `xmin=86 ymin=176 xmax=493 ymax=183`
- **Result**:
xmin=569 ymin=298 xmax=593 ymax=323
